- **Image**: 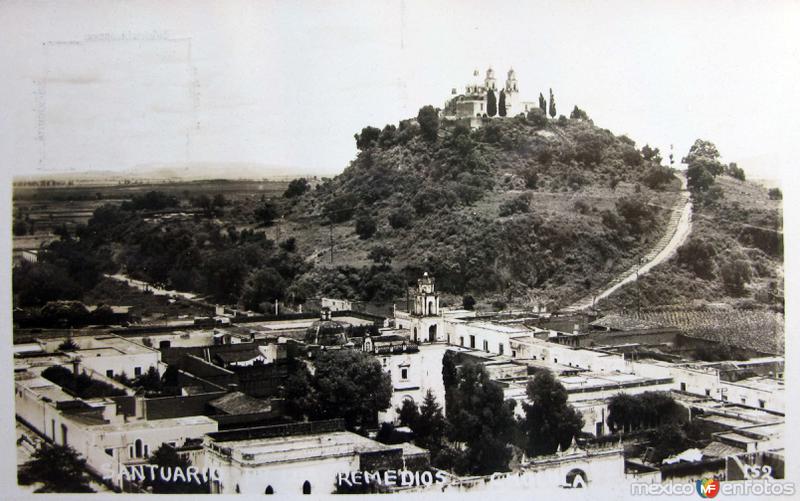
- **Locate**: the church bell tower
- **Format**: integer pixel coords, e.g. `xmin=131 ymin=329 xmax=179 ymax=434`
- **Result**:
xmin=413 ymin=272 xmax=439 ymax=317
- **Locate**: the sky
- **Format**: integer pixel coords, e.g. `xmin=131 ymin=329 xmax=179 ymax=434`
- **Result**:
xmin=1 ymin=0 xmax=799 ymax=182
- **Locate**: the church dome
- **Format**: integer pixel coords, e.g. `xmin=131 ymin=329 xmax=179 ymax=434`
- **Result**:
xmin=305 ymin=309 xmax=349 ymax=346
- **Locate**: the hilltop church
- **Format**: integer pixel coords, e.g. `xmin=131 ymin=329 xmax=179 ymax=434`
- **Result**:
xmin=443 ymin=67 xmax=539 ymax=124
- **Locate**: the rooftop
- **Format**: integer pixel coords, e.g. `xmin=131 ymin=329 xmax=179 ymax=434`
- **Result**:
xmin=207 ymin=431 xmax=391 ymax=465
xmin=93 ymin=415 xmax=217 ymax=433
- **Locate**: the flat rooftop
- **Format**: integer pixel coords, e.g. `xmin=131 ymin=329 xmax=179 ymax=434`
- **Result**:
xmin=208 ymin=431 xmax=390 ymax=465
xmin=466 ymin=321 xmax=531 ymax=334
xmin=93 ymin=415 xmax=217 ymax=433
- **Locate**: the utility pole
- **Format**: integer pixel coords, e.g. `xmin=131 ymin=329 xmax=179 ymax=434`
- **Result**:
xmin=329 ymin=220 xmax=333 ymax=264
xmin=636 ymin=256 xmax=642 ymax=318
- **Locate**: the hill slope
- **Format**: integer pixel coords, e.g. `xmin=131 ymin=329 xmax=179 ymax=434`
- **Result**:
xmin=281 ymin=112 xmax=683 ymax=309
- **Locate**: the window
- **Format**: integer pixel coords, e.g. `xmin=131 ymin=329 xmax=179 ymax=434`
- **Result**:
xmin=134 ymin=367 xmax=142 ymax=377
xmin=105 ymin=448 xmax=113 ymax=457
xmin=499 ymin=344 xmax=504 ymax=355
xmin=265 ymin=486 xmax=274 ymax=494
xmin=106 ymin=369 xmax=114 ymax=377
xmin=512 ymin=350 xmax=517 ymax=358
xmin=469 ymin=335 xmax=475 ymax=349
xmin=741 ymin=397 xmax=746 ymax=405
xmin=554 ymin=358 xmax=558 ymax=364
xmin=722 ymin=394 xmax=728 ymax=402
xmin=134 ymin=439 xmax=143 ymax=458
xmin=401 ymin=368 xmax=408 ymax=380
xmin=482 ymin=340 xmax=488 ymax=352
xmin=61 ymin=424 xmax=68 ymax=446
xmin=302 ymin=481 xmax=311 ymax=495
xmin=459 ymin=337 xmax=464 ymax=347
xmin=705 ymin=389 xmax=711 ymax=397
xmin=680 ymin=382 xmax=686 ymax=392
xmin=759 ymin=400 xmax=766 ymax=409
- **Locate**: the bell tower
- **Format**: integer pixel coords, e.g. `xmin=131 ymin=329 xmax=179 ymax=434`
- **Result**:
xmin=413 ymin=272 xmax=439 ymax=317
xmin=485 ymin=67 xmax=497 ymax=91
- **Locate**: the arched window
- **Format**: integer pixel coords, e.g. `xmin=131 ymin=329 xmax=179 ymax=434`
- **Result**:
xmin=302 ymin=481 xmax=311 ymax=495
xmin=134 ymin=439 xmax=143 ymax=458
xmin=235 ymin=484 xmax=240 ymax=493
xmin=265 ymin=485 xmax=274 ymax=494
xmin=566 ymin=468 xmax=588 ymax=488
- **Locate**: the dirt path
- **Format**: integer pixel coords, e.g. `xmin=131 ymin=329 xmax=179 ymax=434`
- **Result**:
xmin=565 ymin=174 xmax=693 ymax=311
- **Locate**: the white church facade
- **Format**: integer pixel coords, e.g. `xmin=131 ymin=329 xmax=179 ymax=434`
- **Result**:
xmin=443 ymin=67 xmax=539 ymax=123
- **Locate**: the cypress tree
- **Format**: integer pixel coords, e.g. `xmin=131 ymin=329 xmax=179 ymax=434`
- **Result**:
xmin=486 ymin=89 xmax=497 ymax=117
xmin=538 ymin=92 xmax=546 ymax=113
xmin=498 ymin=89 xmax=507 ymax=117
xmin=549 ymin=88 xmax=556 ymax=118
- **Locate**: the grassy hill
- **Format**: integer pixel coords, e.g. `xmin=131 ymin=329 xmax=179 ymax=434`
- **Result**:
xmin=598 ymin=174 xmax=783 ymax=315
xmin=278 ymin=111 xmax=683 ymax=309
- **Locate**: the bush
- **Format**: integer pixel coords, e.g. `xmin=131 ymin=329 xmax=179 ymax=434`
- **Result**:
xmin=768 ymin=188 xmax=782 ymax=200
xmin=355 ymin=215 xmax=377 ymax=239
xmin=499 ymin=193 xmax=532 ymax=217
xmin=462 ymin=295 xmax=476 ymax=310
xmin=569 ymin=106 xmax=589 ymax=120
xmin=677 ymin=238 xmax=716 ymax=279
xmin=720 ymin=259 xmax=752 ymax=296
xmin=724 ymin=163 xmax=746 ymax=181
xmin=325 ymin=194 xmax=358 ymax=223
xmin=526 ymin=108 xmax=548 ymax=127
xmin=388 ymin=209 xmax=411 ymax=229
xmin=284 ymin=178 xmax=310 ymax=198
xmin=573 ymin=199 xmax=590 ymax=215
xmin=642 ymin=166 xmax=676 ymax=190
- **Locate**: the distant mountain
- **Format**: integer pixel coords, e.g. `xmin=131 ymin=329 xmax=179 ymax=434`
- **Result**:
xmin=14 ymin=162 xmax=326 ymax=183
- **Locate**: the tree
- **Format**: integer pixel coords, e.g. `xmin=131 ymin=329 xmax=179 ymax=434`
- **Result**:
xmin=569 ymin=105 xmax=588 ymax=120
xmin=254 ymin=200 xmax=279 ymax=226
xmin=522 ymin=371 xmax=584 ymax=456
xmin=649 ymin=424 xmax=691 ymax=464
xmin=398 ymin=399 xmax=419 ymax=428
xmin=284 ymin=178 xmax=310 ymax=198
xmin=548 ymin=88 xmax=556 ymax=118
xmin=526 ymin=108 xmax=548 ymax=127
xmin=145 ymin=444 xmax=208 ymax=494
xmin=18 ymin=443 xmax=94 ymax=493
xmin=413 ymin=390 xmax=446 ymax=456
xmin=354 ymin=215 xmax=377 ymax=239
xmin=677 ymin=237 xmax=717 ymax=279
xmin=724 ymin=162 xmax=746 ymax=181
xmin=641 ymin=144 xmax=662 ymax=163
xmin=462 ymin=295 xmax=476 ymax=310
xmin=58 ymin=337 xmax=79 ymax=351
xmin=720 ymin=259 xmax=752 ymax=296
xmin=486 ymin=89 xmax=497 ymax=117
xmin=293 ymin=350 xmax=392 ymax=430
xmin=683 ymin=139 xmax=724 ymax=193
xmin=498 ymin=89 xmax=507 ymax=117
xmin=447 ymin=363 xmax=517 ymax=474
xmin=368 ymin=245 xmax=394 ymax=266
xmin=355 ymin=126 xmax=381 ymax=150
xmin=607 ymin=392 xmax=683 ymax=433
xmin=417 ymin=105 xmax=440 ymax=142
xmin=240 ymin=267 xmax=286 ymax=311
xmin=768 ymin=188 xmax=782 ymax=200
xmin=538 ymin=92 xmax=546 ymax=113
